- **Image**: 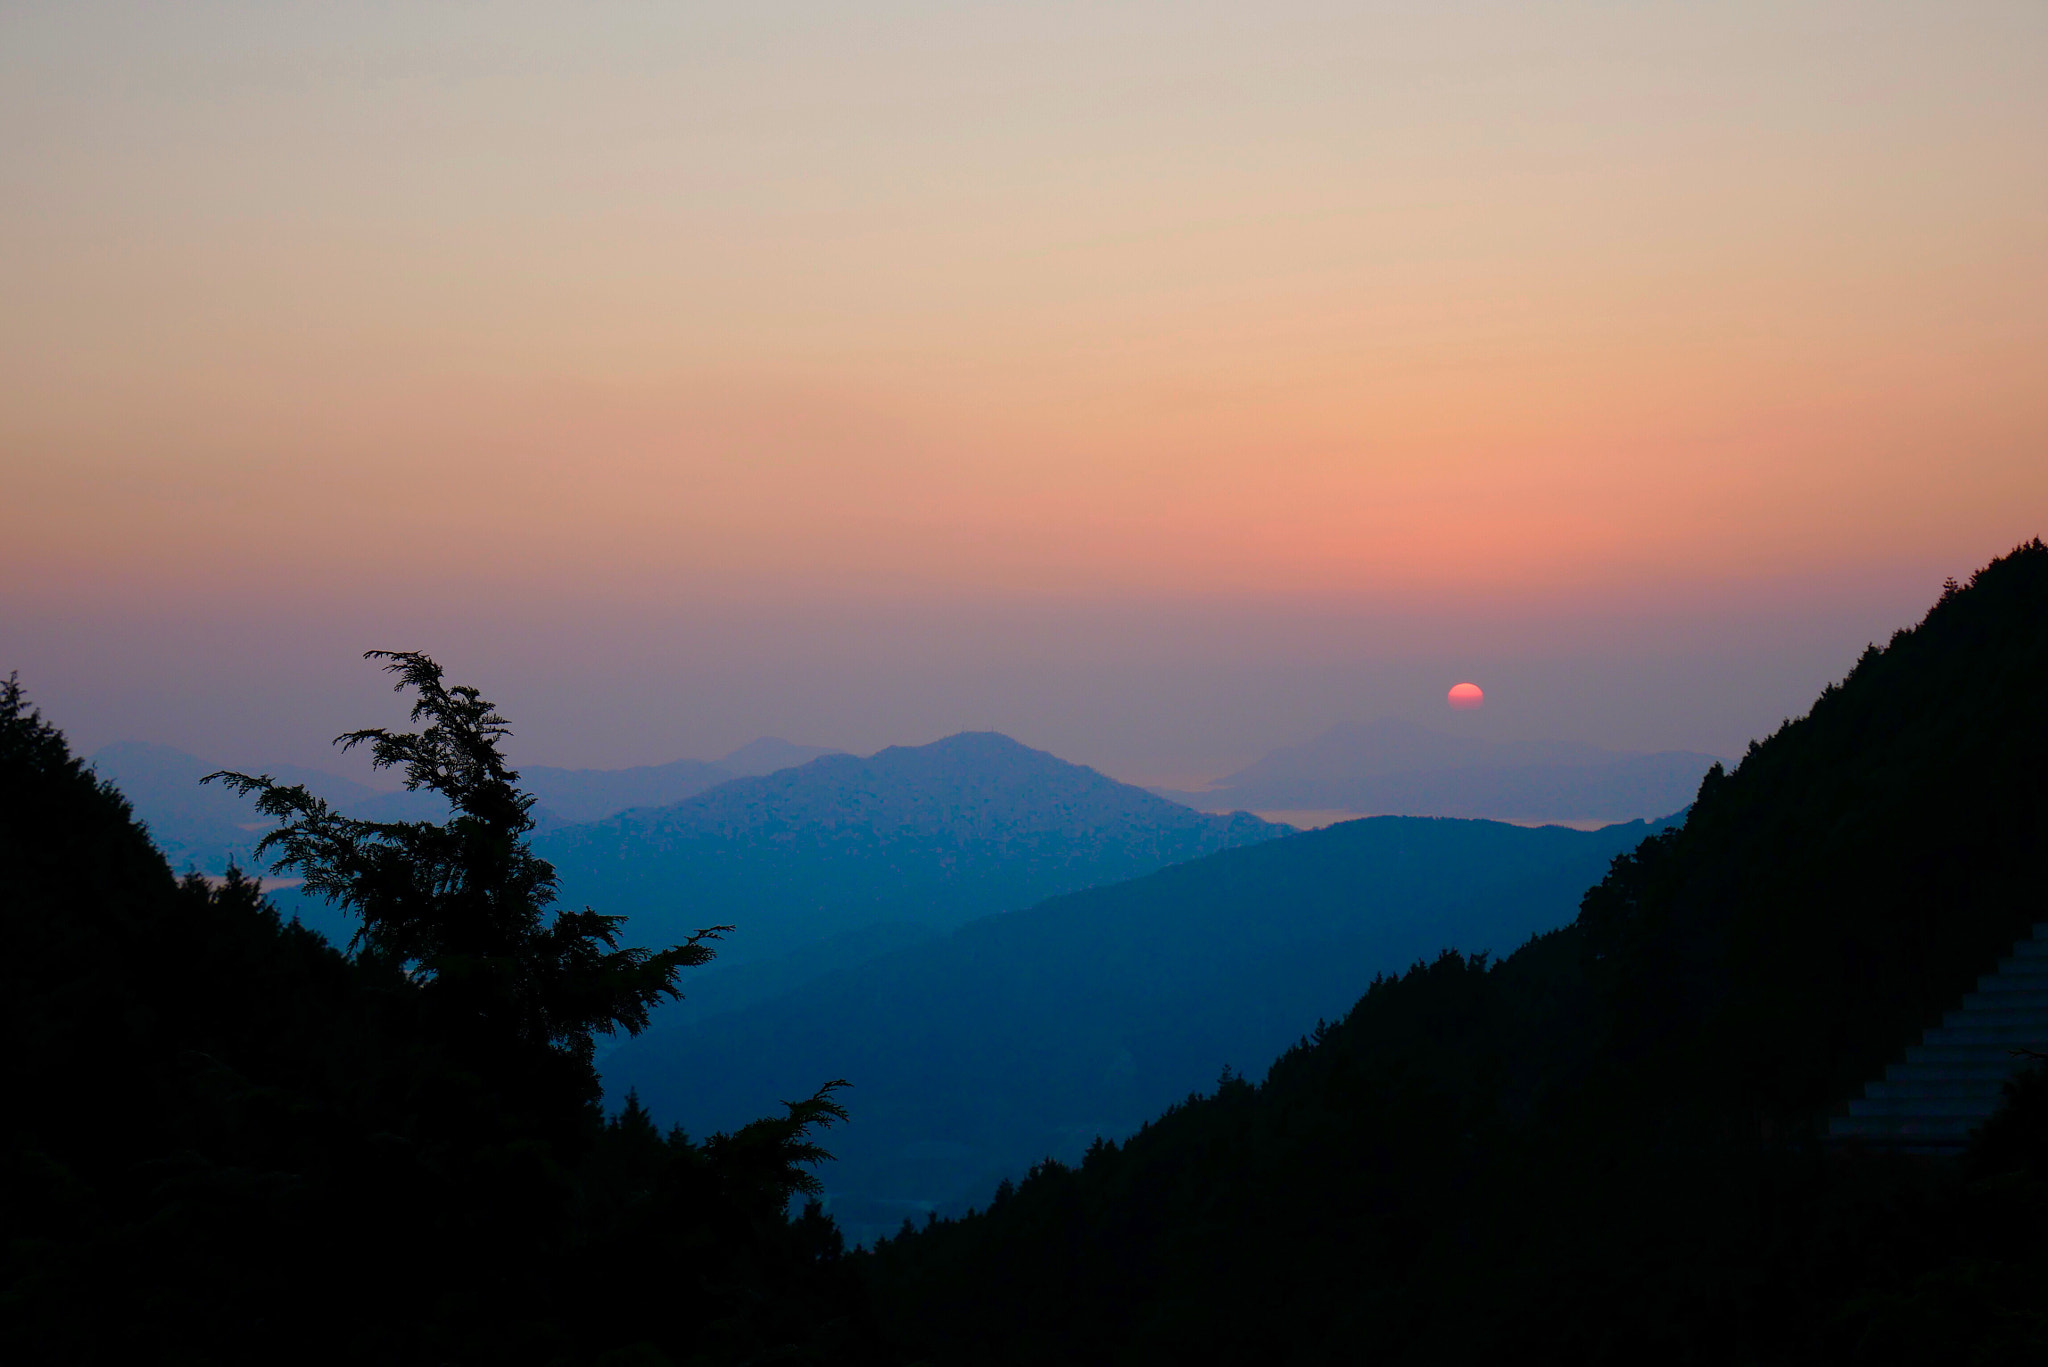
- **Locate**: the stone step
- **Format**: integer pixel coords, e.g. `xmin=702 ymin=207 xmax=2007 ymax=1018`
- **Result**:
xmin=1978 ymin=952 xmax=2048 ymax=969
xmin=1830 ymin=1114 xmax=1979 ymax=1141
xmin=1944 ymin=1009 xmax=2048 ymax=1030
xmin=1885 ymin=1060 xmax=2028 ymax=1084
xmin=1866 ymin=1078 xmax=2009 ymax=1101
xmin=1922 ymin=1027 xmax=2048 ymax=1047
xmin=1974 ymin=969 xmax=2046 ymax=998
xmin=1833 ymin=1137 xmax=1971 ymax=1155
xmin=1963 ymin=999 xmax=2048 ymax=1018
xmin=1969 ymin=970 xmax=2048 ymax=991
xmin=1956 ymin=994 xmax=2048 ymax=1015
xmin=1904 ymin=1043 xmax=2034 ymax=1066
xmin=1849 ymin=1095 xmax=2003 ymax=1119
xmin=1829 ymin=923 xmax=2048 ymax=1153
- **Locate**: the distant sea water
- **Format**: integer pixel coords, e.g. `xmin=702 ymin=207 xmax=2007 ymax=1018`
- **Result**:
xmin=1249 ymin=810 xmax=1371 ymax=830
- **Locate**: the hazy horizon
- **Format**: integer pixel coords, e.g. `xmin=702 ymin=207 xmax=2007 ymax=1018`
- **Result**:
xmin=12 ymin=551 xmax=2006 ymax=792
xmin=6 ymin=2 xmax=2041 ymax=788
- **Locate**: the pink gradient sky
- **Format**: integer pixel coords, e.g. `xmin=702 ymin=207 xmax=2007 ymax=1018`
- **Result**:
xmin=4 ymin=2 xmax=2043 ymax=784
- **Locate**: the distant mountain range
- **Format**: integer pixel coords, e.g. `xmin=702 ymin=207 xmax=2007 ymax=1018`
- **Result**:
xmin=93 ymin=730 xmax=1282 ymax=985
xmin=85 ymin=742 xmax=371 ymax=874
xmin=523 ymin=738 xmax=845 ymax=821
xmin=603 ymin=809 xmax=1679 ymax=1246
xmin=88 ymin=736 xmax=845 ymax=873
xmin=538 ymin=732 xmax=1281 ymax=966
xmin=1157 ymin=717 xmax=1720 ymax=822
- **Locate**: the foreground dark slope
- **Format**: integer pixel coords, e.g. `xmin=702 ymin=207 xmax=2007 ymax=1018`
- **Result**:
xmin=541 ymin=731 xmax=1279 ymax=963
xmin=2 ymin=703 xmax=419 ymax=1358
xmin=0 ymin=680 xmax=877 ymax=1365
xmin=606 ymin=812 xmax=1670 ymax=1242
xmin=868 ymin=541 xmax=2048 ymax=1365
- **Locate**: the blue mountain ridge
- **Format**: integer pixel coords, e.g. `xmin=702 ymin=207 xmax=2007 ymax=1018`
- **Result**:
xmin=603 ymin=808 xmax=1681 ymax=1246
xmin=87 ymin=736 xmax=844 ymax=872
xmin=537 ymin=731 xmax=1282 ymax=966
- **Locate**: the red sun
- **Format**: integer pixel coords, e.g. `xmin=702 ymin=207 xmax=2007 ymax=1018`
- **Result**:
xmin=1447 ymin=682 xmax=1484 ymax=710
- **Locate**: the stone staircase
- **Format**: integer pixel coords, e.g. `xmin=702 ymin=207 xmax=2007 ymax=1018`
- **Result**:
xmin=1829 ymin=921 xmax=2048 ymax=1154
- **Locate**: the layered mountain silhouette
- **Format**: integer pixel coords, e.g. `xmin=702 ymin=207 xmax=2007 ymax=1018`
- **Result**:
xmin=1158 ymin=717 xmax=1719 ymax=821
xmin=602 ymin=810 xmax=1677 ymax=1244
xmin=90 ymin=736 xmax=845 ymax=869
xmin=538 ymin=732 xmax=1281 ymax=966
xmin=510 ymin=739 xmax=847 ymax=824
xmin=96 ymin=730 xmax=1278 ymax=981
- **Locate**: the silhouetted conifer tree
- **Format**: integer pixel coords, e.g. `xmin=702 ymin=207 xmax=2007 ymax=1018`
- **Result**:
xmin=206 ymin=651 xmax=731 ymax=1122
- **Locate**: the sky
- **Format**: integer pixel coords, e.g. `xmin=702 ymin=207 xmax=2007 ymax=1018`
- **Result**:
xmin=4 ymin=1 xmax=2043 ymax=787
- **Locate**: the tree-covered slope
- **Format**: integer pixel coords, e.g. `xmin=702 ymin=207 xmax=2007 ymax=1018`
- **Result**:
xmin=1579 ymin=549 xmax=2048 ymax=1120
xmin=3 ymin=688 xmax=429 ymax=1360
xmin=0 ymin=672 xmax=876 ymax=1366
xmin=866 ymin=540 xmax=2048 ymax=1365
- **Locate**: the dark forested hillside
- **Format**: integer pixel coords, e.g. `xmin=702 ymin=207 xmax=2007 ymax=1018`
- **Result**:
xmin=0 ymin=669 xmax=877 ymax=1366
xmin=605 ymin=811 xmax=1671 ymax=1243
xmin=866 ymin=541 xmax=2048 ymax=1365
xmin=539 ymin=731 xmax=1280 ymax=963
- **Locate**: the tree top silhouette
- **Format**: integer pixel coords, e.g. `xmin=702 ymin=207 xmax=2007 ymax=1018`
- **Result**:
xmin=207 ymin=650 xmax=724 ymax=1075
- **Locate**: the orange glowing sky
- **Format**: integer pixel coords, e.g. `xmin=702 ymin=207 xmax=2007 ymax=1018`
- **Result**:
xmin=3 ymin=2 xmax=2044 ymax=778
